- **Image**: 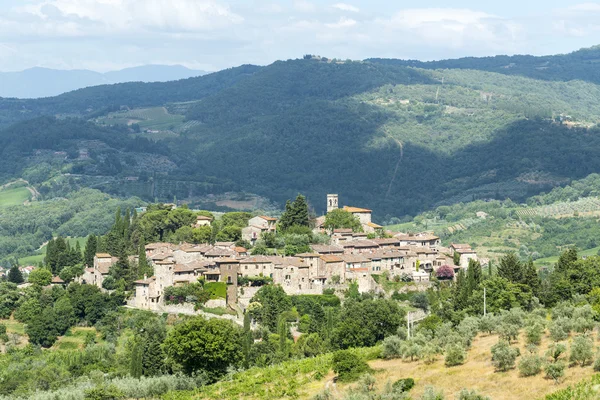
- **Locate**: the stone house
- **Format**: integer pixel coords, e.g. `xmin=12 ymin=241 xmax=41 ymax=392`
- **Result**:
xmin=342 ymin=240 xmax=379 ymax=254
xmin=310 ymin=244 xmax=344 ymax=255
xmin=450 ymin=244 xmax=478 ymax=268
xmin=239 ymin=256 xmax=275 ymax=278
xmin=242 ymin=216 xmax=278 ymax=245
xmin=194 ymin=215 xmax=213 ymax=227
xmin=342 ymin=206 xmax=372 ymax=225
xmin=274 ymin=257 xmax=315 ymax=295
xmin=80 ymin=253 xmax=115 ymax=288
xmin=217 ymin=258 xmax=239 ymax=306
xmin=394 ymin=233 xmax=441 ymax=249
xmin=319 ymin=255 xmax=345 ymax=283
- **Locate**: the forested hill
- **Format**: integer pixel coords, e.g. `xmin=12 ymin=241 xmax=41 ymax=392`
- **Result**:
xmin=367 ymin=46 xmax=600 ymax=84
xmin=0 ymin=64 xmax=261 ymax=127
xmin=3 ymin=52 xmax=600 ymax=218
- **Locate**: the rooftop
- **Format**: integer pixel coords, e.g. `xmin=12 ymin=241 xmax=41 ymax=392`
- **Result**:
xmin=343 ymin=206 xmax=372 ymax=213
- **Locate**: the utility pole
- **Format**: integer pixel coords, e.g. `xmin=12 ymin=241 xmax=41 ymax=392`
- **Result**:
xmin=484 ymin=287 xmax=487 ymax=316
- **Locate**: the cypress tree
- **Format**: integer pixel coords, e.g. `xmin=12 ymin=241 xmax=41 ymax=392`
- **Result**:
xmin=277 ymin=316 xmax=289 ymax=360
xmin=242 ymin=313 xmax=252 ymax=368
xmin=454 ymin=269 xmax=468 ymax=310
xmin=522 ymin=259 xmax=541 ymax=297
xmin=123 ymin=208 xmax=131 ymax=242
xmin=44 ymin=239 xmax=56 ymax=270
xmin=290 ymin=194 xmax=309 ymax=227
xmin=498 ymin=252 xmax=523 ymax=284
xmin=466 ymin=259 xmax=482 ymax=293
xmin=7 ymin=266 xmax=23 ymax=284
xmin=130 ymin=339 xmax=143 ymax=378
xmin=74 ymin=241 xmax=83 ymax=265
xmin=138 ymin=241 xmax=151 ymax=278
xmin=555 ymin=248 xmax=578 ymax=274
xmin=84 ymin=235 xmax=98 ymax=267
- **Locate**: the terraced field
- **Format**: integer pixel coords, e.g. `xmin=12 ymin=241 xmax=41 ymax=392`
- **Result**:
xmin=516 ymin=197 xmax=600 ymax=218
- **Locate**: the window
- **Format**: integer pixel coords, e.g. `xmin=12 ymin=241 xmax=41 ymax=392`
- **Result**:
xmin=245 ymin=265 xmax=248 ymax=270
xmin=256 ymin=265 xmax=259 ymax=269
xmin=228 ymin=265 xmax=231 ymax=270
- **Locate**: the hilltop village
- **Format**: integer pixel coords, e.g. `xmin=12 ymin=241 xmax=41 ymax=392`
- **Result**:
xmin=78 ymin=194 xmax=479 ymax=315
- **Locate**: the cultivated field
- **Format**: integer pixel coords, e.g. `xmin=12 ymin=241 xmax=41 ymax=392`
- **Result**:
xmin=304 ymin=332 xmax=599 ymax=400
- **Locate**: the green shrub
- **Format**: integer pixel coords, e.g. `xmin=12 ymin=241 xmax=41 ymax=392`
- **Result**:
xmin=518 ymin=354 xmax=543 ymax=377
xmin=593 ymin=354 xmax=600 ymax=371
xmin=445 ymin=343 xmax=467 ymax=367
xmin=392 ymin=378 xmax=415 ymax=393
xmin=456 ymin=388 xmax=491 ymax=400
xmin=569 ymin=335 xmax=594 ymax=366
xmin=524 ymin=323 xmax=544 ymax=345
xmin=84 ymin=385 xmax=125 ymax=400
xmin=491 ymin=341 xmax=520 ymax=372
xmin=549 ymin=318 xmax=570 ymax=342
xmin=544 ymin=361 xmax=566 ymax=383
xmin=332 ymin=350 xmax=369 ymax=382
xmin=546 ymin=343 xmax=567 ymax=362
xmin=421 ymin=386 xmax=445 ymax=400
xmin=382 ymin=335 xmax=404 ymax=359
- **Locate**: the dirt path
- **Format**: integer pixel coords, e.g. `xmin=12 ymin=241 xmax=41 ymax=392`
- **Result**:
xmin=385 ymin=135 xmax=404 ymax=199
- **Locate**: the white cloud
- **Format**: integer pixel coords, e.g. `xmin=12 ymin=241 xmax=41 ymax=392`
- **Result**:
xmin=13 ymin=0 xmax=243 ymax=36
xmin=553 ymin=3 xmax=600 ymax=37
xmin=376 ymin=8 xmax=520 ymax=49
xmin=325 ymin=17 xmax=357 ymax=29
xmin=332 ymin=3 xmax=359 ymax=13
xmin=293 ymin=0 xmax=316 ymax=13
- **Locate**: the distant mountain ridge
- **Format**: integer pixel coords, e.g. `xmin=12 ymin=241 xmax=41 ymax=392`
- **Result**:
xmin=0 ymin=65 xmax=208 ymax=99
xmin=2 ymin=47 xmax=600 ymax=217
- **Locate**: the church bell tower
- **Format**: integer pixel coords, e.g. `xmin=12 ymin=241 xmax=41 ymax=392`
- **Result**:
xmin=327 ymin=194 xmax=339 ymax=213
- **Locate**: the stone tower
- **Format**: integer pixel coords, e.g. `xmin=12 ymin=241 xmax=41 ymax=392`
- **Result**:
xmin=327 ymin=194 xmax=339 ymax=213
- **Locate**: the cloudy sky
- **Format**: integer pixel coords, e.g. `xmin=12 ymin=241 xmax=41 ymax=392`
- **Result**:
xmin=1 ymin=0 xmax=600 ymax=72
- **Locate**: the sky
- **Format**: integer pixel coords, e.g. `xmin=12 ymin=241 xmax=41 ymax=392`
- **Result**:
xmin=1 ymin=0 xmax=600 ymax=72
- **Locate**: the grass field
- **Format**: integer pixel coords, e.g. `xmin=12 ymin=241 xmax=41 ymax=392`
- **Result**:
xmin=19 ymin=236 xmax=87 ymax=266
xmin=0 ymin=186 xmax=31 ymax=207
xmin=534 ymin=246 xmax=600 ymax=268
xmin=304 ymin=332 xmax=600 ymax=400
xmin=1 ymin=319 xmax=25 ymax=335
xmin=95 ymin=107 xmax=186 ymax=133
xmin=52 ymin=327 xmax=100 ymax=351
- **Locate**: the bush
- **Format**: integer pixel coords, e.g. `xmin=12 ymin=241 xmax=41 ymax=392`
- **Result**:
xmin=332 ymin=350 xmax=369 ymax=382
xmin=524 ymin=323 xmax=544 ymax=345
xmin=421 ymin=386 xmax=445 ymax=400
xmin=84 ymin=385 xmax=125 ymax=400
xmin=497 ymin=322 xmax=520 ymax=343
xmin=456 ymin=388 xmax=490 ymax=400
xmin=546 ymin=343 xmax=567 ymax=362
xmin=544 ymin=361 xmax=566 ymax=383
xmin=382 ymin=335 xmax=404 ymax=359
xmin=491 ymin=341 xmax=520 ymax=372
xmin=593 ymin=354 xmax=600 ymax=371
xmin=392 ymin=378 xmax=415 ymax=393
xmin=518 ymin=354 xmax=543 ymax=376
xmin=569 ymin=335 xmax=594 ymax=366
xmin=549 ymin=318 xmax=571 ymax=342
xmin=445 ymin=343 xmax=467 ymax=367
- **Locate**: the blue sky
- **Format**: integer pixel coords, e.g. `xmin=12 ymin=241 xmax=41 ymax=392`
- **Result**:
xmin=1 ymin=0 xmax=600 ymax=72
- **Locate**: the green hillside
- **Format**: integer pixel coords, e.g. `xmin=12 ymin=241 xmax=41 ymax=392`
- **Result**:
xmin=367 ymin=45 xmax=600 ymax=84
xmin=386 ymin=174 xmax=600 ymax=264
xmin=2 ymin=51 xmax=600 ymax=218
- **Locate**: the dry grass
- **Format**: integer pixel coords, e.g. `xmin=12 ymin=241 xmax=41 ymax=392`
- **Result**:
xmin=304 ymin=332 xmax=599 ymax=400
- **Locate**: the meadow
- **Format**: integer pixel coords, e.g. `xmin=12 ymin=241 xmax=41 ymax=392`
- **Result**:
xmin=0 ymin=187 xmax=31 ymax=208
